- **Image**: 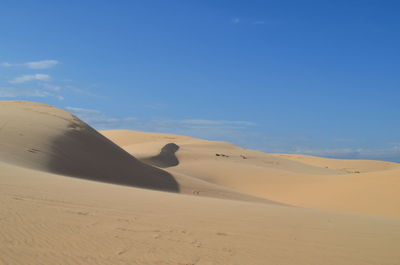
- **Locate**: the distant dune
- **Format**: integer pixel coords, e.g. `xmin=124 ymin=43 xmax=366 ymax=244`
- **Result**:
xmin=102 ymin=129 xmax=400 ymax=219
xmin=1 ymin=101 xmax=399 ymax=265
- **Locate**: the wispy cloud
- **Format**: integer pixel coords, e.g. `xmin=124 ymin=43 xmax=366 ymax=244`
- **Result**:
xmin=66 ymin=107 xmax=257 ymax=143
xmin=291 ymin=145 xmax=400 ymax=162
xmin=42 ymin=83 xmax=62 ymax=91
xmin=9 ymin=74 xmax=51 ymax=84
xmin=138 ymin=119 xmax=256 ymax=136
xmin=0 ymin=86 xmax=50 ymax=98
xmin=23 ymin=60 xmax=59 ymax=69
xmin=232 ymin=18 xmax=240 ymax=24
xmin=66 ymin=107 xmax=137 ymax=129
xmin=64 ymin=85 xmax=99 ymax=98
xmin=0 ymin=86 xmax=64 ymax=100
xmin=43 ymin=106 xmax=400 ymax=163
xmin=0 ymin=59 xmax=95 ymax=102
xmin=0 ymin=59 xmax=59 ymax=69
xmin=135 ymin=118 xmax=257 ymax=144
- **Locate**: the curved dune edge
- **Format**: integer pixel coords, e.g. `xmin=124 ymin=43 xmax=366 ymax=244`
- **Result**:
xmin=102 ymin=129 xmax=400 ymax=218
xmin=0 ymin=101 xmax=275 ymax=204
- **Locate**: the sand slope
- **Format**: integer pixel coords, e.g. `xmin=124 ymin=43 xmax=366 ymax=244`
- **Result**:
xmin=1 ymin=161 xmax=400 ymax=265
xmin=0 ymin=101 xmax=178 ymax=192
xmin=0 ymin=101 xmax=271 ymax=203
xmin=102 ymin=129 xmax=400 ymax=218
xmin=1 ymin=101 xmax=400 ymax=265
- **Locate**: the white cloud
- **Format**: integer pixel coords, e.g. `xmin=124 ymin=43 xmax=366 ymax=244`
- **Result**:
xmin=65 ymin=107 xmax=257 ymax=142
xmin=135 ymin=118 xmax=257 ymax=143
xmin=0 ymin=59 xmax=59 ymax=69
xmin=23 ymin=60 xmax=59 ymax=69
xmin=0 ymin=86 xmax=50 ymax=98
xmin=232 ymin=18 xmax=240 ymax=24
xmin=0 ymin=85 xmax=64 ymax=100
xmin=66 ymin=107 xmax=137 ymax=129
xmin=9 ymin=74 xmax=51 ymax=84
xmin=291 ymin=145 xmax=400 ymax=162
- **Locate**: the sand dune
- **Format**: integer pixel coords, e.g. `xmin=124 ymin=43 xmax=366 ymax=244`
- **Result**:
xmin=1 ymin=160 xmax=400 ymax=265
xmin=0 ymin=101 xmax=269 ymax=203
xmin=0 ymin=101 xmax=179 ymax=192
xmin=1 ymin=101 xmax=400 ymax=264
xmin=102 ymin=129 xmax=400 ymax=218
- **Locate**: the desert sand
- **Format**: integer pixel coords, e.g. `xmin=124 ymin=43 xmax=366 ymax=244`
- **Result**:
xmin=1 ymin=101 xmax=399 ymax=265
xmin=102 ymin=129 xmax=400 ymax=218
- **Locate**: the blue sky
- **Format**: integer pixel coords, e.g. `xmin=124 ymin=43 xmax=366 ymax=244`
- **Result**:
xmin=1 ymin=0 xmax=400 ymax=162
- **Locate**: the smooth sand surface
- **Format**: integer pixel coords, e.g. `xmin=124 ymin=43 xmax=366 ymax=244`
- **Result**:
xmin=1 ymin=101 xmax=400 ymax=264
xmin=1 ymin=161 xmax=400 ymax=265
xmin=102 ymin=129 xmax=400 ymax=218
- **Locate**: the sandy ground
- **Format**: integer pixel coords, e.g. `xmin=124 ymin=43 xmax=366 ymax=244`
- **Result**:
xmin=102 ymin=130 xmax=400 ymax=218
xmin=1 ymin=101 xmax=400 ymax=265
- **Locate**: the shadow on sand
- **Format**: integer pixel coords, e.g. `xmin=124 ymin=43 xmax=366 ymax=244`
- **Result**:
xmin=141 ymin=143 xmax=180 ymax=168
xmin=47 ymin=119 xmax=180 ymax=192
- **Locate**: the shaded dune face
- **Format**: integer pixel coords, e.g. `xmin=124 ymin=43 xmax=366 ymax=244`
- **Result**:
xmin=0 ymin=102 xmax=179 ymax=192
xmin=141 ymin=143 xmax=180 ymax=168
xmin=49 ymin=121 xmax=180 ymax=192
